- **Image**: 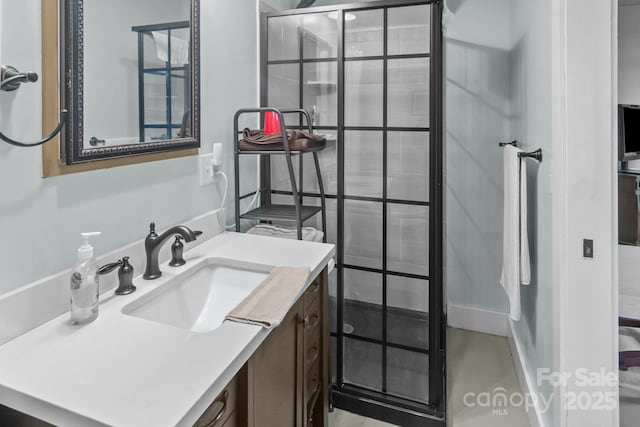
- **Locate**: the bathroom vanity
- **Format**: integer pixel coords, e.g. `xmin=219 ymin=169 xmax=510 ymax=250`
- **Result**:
xmin=194 ymin=271 xmax=328 ymax=427
xmin=0 ymin=231 xmax=334 ymax=427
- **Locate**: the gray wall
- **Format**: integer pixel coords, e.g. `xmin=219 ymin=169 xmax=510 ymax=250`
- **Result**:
xmin=445 ymin=1 xmax=554 ymax=424
xmin=268 ymin=0 xmax=375 ymax=9
xmin=262 ymin=0 xmax=298 ymax=11
xmin=445 ymin=0 xmax=511 ymax=313
xmin=0 ymin=0 xmax=259 ymax=295
xmin=619 ymin=4 xmax=640 ymax=104
xmin=509 ymin=0 xmax=554 ymax=425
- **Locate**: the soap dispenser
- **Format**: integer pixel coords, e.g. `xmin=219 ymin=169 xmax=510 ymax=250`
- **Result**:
xmin=70 ymin=232 xmax=101 ymax=325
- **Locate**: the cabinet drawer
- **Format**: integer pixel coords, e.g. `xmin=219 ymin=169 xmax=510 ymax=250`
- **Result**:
xmin=195 ymin=371 xmax=241 ymax=427
xmin=303 ymin=279 xmax=322 ymax=309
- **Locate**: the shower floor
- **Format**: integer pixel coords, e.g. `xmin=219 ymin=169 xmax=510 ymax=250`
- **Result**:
xmin=330 ymin=297 xmax=430 ymax=404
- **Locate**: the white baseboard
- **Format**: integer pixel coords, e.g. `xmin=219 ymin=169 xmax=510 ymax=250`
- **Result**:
xmin=507 ymin=319 xmax=546 ymax=427
xmin=447 ymin=304 xmax=508 ymax=336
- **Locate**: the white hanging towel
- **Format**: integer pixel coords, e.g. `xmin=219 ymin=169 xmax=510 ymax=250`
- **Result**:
xmin=500 ymin=145 xmax=531 ymax=321
xmin=520 ymin=154 xmax=531 ymax=286
xmin=151 ymin=31 xmax=190 ymax=66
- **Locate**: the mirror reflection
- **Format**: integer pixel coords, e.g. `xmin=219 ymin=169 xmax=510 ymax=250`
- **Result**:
xmin=82 ymin=0 xmax=193 ymax=150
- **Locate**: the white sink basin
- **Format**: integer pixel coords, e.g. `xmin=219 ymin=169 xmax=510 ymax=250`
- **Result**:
xmin=123 ymin=258 xmax=271 ymax=333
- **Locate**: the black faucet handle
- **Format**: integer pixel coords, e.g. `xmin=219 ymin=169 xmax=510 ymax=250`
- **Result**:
xmin=194 ymin=230 xmax=203 ymax=238
xmin=116 ymin=258 xmax=136 ymax=295
xmin=97 ymin=258 xmax=136 ymax=296
xmin=169 ymin=236 xmax=186 ymax=267
xmin=98 ymin=260 xmax=123 ymax=275
xmin=149 ymin=222 xmax=157 ymax=235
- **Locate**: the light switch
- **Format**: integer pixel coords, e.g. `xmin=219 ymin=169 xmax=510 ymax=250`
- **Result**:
xmin=583 ymin=239 xmax=594 ymax=259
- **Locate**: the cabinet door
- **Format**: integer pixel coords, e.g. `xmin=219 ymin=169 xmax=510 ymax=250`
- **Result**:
xmin=248 ymin=299 xmax=303 ymax=427
xmin=308 ymin=270 xmax=330 ymax=427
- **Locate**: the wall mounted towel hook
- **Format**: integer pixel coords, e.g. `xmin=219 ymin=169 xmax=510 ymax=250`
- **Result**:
xmin=0 ymin=65 xmax=39 ymax=92
xmin=1 ymin=64 xmax=67 ymax=148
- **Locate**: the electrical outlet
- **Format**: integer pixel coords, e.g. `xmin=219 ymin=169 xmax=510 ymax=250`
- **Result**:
xmin=212 ymin=143 xmax=223 ymax=168
xmin=199 ymin=153 xmax=214 ymax=186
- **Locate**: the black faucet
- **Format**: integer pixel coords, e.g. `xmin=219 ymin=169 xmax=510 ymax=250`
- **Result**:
xmin=143 ymin=222 xmax=202 ymax=280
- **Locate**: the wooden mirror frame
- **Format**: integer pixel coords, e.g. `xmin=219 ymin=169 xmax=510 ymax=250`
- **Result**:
xmin=41 ymin=0 xmax=199 ymax=177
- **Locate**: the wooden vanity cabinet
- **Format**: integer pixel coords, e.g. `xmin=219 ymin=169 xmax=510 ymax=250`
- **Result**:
xmin=194 ymin=268 xmax=329 ymax=427
xmin=194 ymin=367 xmax=247 ymax=427
xmin=247 ymin=268 xmax=330 ymax=427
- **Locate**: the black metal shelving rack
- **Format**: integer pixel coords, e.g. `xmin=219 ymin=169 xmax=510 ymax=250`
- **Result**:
xmin=132 ymin=21 xmax=191 ymax=142
xmin=233 ymin=107 xmax=327 ymax=241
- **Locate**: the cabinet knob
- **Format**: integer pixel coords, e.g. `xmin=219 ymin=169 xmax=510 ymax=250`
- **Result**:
xmin=303 ymin=314 xmax=320 ymax=329
xmin=307 ymin=345 xmax=320 ymax=365
xmin=307 ymin=281 xmax=320 ymax=296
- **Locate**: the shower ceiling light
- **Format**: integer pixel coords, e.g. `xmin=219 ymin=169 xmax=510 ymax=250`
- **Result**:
xmin=328 ymin=11 xmax=357 ymax=21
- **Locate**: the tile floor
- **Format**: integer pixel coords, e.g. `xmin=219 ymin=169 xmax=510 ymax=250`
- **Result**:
xmin=329 ymin=409 xmax=397 ymax=427
xmin=330 ymin=328 xmax=530 ymax=427
xmin=447 ymin=328 xmax=529 ymax=427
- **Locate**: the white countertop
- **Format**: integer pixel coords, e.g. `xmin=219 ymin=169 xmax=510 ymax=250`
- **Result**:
xmin=0 ymin=232 xmax=334 ymax=427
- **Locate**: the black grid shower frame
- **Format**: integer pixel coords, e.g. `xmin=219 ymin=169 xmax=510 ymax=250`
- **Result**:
xmin=265 ymin=8 xmax=432 ymax=361
xmin=261 ymin=1 xmax=444 ymax=425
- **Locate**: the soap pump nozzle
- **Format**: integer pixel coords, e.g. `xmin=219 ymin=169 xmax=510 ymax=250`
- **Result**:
xmin=78 ymin=231 xmax=101 ymax=260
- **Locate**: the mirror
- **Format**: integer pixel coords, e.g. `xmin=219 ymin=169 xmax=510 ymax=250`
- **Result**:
xmin=61 ymin=0 xmax=200 ymax=164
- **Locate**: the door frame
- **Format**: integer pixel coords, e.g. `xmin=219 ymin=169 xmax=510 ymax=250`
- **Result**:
xmin=551 ymin=0 xmax=618 ymax=426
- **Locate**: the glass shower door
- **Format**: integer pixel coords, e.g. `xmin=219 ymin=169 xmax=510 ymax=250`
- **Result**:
xmin=262 ymin=2 xmax=444 ymax=425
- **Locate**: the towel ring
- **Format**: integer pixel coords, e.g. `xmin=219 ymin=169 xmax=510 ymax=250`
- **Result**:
xmin=1 ymin=65 xmax=67 ymax=148
xmin=0 ymin=109 xmax=68 ymax=148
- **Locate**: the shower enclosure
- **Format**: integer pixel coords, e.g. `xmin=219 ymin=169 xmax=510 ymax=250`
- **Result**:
xmin=259 ymin=1 xmax=444 ymax=425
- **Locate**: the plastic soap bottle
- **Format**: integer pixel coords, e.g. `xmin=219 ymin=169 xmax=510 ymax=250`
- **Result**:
xmin=70 ymin=232 xmax=101 ymax=325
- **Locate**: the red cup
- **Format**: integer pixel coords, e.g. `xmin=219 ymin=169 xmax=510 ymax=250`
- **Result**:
xmin=264 ymin=111 xmax=282 ymax=135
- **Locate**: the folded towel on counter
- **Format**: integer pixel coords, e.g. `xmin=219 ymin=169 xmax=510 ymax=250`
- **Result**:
xmin=247 ymin=224 xmax=324 ymax=243
xmin=500 ymin=145 xmax=531 ymax=321
xmin=239 ymin=128 xmax=327 ymax=152
xmin=152 ymin=31 xmax=189 ymax=66
xmin=225 ymin=267 xmax=311 ymax=328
